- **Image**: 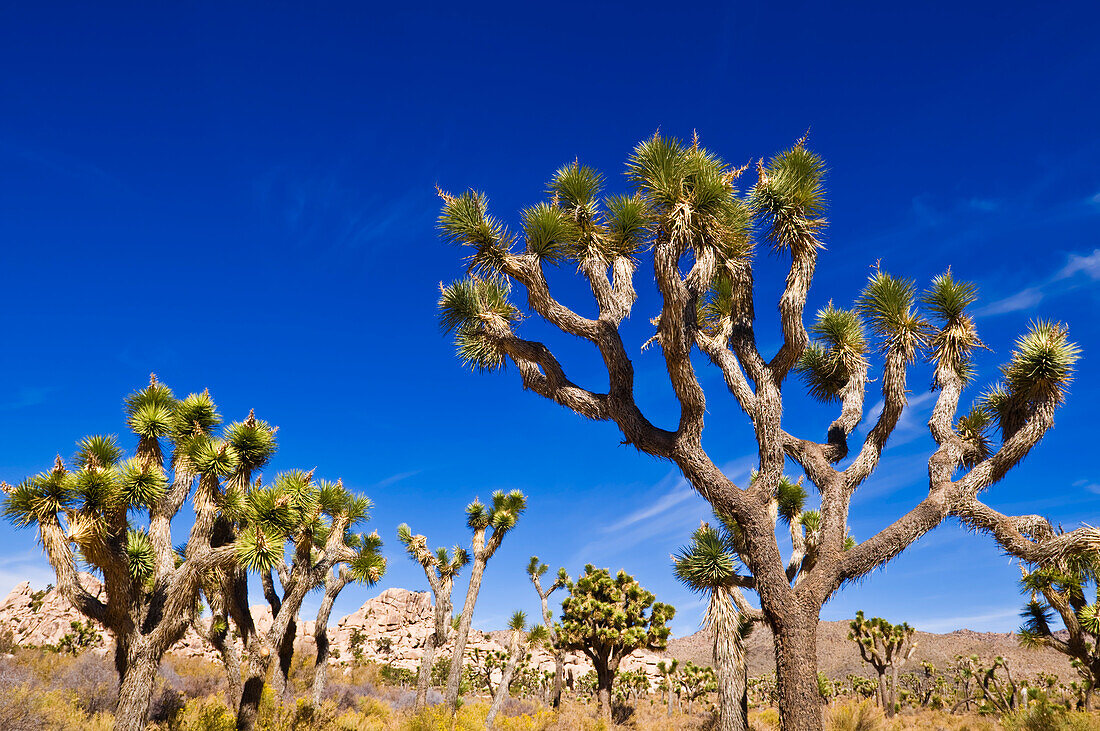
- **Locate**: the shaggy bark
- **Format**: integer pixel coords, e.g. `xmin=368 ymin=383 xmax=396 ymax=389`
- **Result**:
xmin=312 ymin=568 xmax=351 ymax=705
xmin=485 ymin=629 xmax=523 ymax=728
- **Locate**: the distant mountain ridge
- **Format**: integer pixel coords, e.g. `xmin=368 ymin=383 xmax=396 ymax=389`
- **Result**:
xmin=0 ymin=577 xmax=1074 ymax=682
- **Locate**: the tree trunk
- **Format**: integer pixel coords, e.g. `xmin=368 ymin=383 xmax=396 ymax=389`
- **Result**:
xmin=270 ymin=616 xmax=296 ymax=701
xmin=713 ymin=592 xmax=748 ymax=731
xmin=595 ymin=661 xmax=614 ymax=725
xmin=551 ymin=652 xmax=564 ymax=709
xmin=445 ymin=554 xmax=487 ymax=707
xmin=666 ymin=675 xmax=674 ymax=717
xmin=773 ymin=617 xmax=823 ymax=731
xmin=876 ymin=672 xmax=887 ymax=713
xmin=416 ymin=636 xmax=438 ymax=710
xmin=113 ymin=649 xmax=160 ymax=731
xmin=485 ymin=633 xmax=522 ymax=728
xmin=888 ymin=665 xmax=899 ymax=717
xmin=237 ymin=648 xmax=270 ymax=731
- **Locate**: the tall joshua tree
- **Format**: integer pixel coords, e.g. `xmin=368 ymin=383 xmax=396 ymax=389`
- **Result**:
xmin=0 ymin=377 xmax=264 ymax=731
xmin=435 ymin=132 xmax=1087 ymax=729
xmin=1016 ymin=553 xmax=1100 ymax=709
xmin=485 ymin=612 xmax=548 ymax=728
xmin=848 ymin=611 xmax=916 ymax=716
xmin=398 ymin=523 xmax=471 ymax=710
xmin=556 ymin=565 xmax=674 ymax=723
xmin=227 ymin=472 xmax=384 ymax=731
xmin=443 ymin=490 xmax=527 ymax=707
xmin=527 ymin=556 xmax=569 ymax=707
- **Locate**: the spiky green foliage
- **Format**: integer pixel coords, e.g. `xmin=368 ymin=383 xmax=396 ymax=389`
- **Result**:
xmin=673 ymin=524 xmax=739 ymax=593
xmin=856 ymin=269 xmax=931 ymax=358
xmin=466 ymin=489 xmax=526 ymax=533
xmin=223 ymin=414 xmax=278 ymax=475
xmin=437 ymin=189 xmax=513 ymax=277
xmin=603 ymin=193 xmax=652 ymax=259
xmin=795 ymin=304 xmax=868 ymax=402
xmin=438 ymin=277 xmax=520 ymax=372
xmin=955 ymin=406 xmax=994 ymax=465
xmin=923 ymin=270 xmax=984 ymax=382
xmin=550 ymin=161 xmax=603 ymax=220
xmin=508 ymin=611 xmax=527 ymax=632
xmin=557 ymin=564 xmax=674 ymax=662
xmin=750 ymin=142 xmax=827 ymax=253
xmin=776 ymin=476 xmax=808 ymax=525
xmin=521 ymin=202 xmax=574 ymax=264
xmin=75 ymin=435 xmax=123 ymax=469
xmin=1002 ymin=320 xmax=1079 ymax=405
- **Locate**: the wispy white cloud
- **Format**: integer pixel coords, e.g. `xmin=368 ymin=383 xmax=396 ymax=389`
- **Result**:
xmin=859 ymin=391 xmax=937 ymax=448
xmin=976 ymin=248 xmax=1100 ymax=318
xmin=1074 ymin=478 xmax=1100 ymax=495
xmin=0 ymin=386 xmax=57 ymax=412
xmin=573 ymin=457 xmax=756 ymax=563
xmin=0 ymin=551 xmax=55 ymax=596
xmin=373 ymin=470 xmax=422 ymax=488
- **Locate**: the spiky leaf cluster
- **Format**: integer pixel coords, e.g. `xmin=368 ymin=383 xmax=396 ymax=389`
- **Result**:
xmin=465 ymin=489 xmax=526 ymax=534
xmin=856 ymin=269 xmax=931 ymax=359
xmin=923 ymin=271 xmax=984 ymax=383
xmin=750 ymin=142 xmax=827 ymax=254
xmin=673 ymin=523 xmax=740 ymax=593
xmin=438 ymin=277 xmax=520 ymax=372
xmin=795 ymin=304 xmax=868 ymax=403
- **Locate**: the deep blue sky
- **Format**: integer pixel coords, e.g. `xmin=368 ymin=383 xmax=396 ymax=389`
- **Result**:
xmin=2 ymin=2 xmax=1098 ymax=639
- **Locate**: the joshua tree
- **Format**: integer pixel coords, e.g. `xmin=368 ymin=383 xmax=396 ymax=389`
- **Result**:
xmin=527 ymin=556 xmax=569 ymax=707
xmin=435 ymin=132 xmax=1088 ymax=729
xmin=485 ymin=612 xmax=548 ymax=728
xmin=1017 ymin=553 xmax=1100 ymax=709
xmin=556 ymin=565 xmax=674 ymax=723
xmin=398 ymin=523 xmax=470 ymax=710
xmin=680 ymin=661 xmax=718 ymax=713
xmin=443 ymin=490 xmax=527 ymax=707
xmin=673 ymin=516 xmax=769 ymax=731
xmin=311 ymin=532 xmax=386 ymax=705
xmin=657 ymin=659 xmax=680 ymax=716
xmin=226 ymin=471 xmax=384 ymax=730
xmin=848 ymin=611 xmax=916 ymax=716
xmin=0 ymin=377 xmax=268 ymax=731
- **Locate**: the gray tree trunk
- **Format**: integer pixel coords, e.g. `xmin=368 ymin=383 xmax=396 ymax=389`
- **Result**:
xmin=113 ymin=649 xmax=161 ymax=731
xmin=445 ymin=552 xmax=487 ymax=706
xmin=416 ymin=636 xmax=438 ymax=709
xmin=551 ymin=652 xmax=564 ymax=708
xmin=485 ymin=632 xmax=522 ymax=728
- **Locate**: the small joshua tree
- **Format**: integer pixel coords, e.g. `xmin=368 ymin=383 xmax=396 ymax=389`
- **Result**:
xmin=226 ymin=472 xmax=384 ymax=730
xmin=673 ymin=519 xmax=760 ymax=731
xmin=443 ymin=490 xmax=527 ymax=708
xmin=527 ymin=556 xmax=569 ymax=707
xmin=657 ymin=659 xmax=680 ymax=716
xmin=1 ymin=377 xmax=260 ymax=731
xmin=556 ymin=565 xmax=674 ymax=723
xmin=485 ymin=612 xmax=548 ymax=728
xmin=435 ymin=133 xmax=1087 ymax=729
xmin=1017 ymin=553 xmax=1100 ymax=709
xmin=311 ymin=531 xmax=386 ymax=705
xmin=398 ymin=523 xmax=470 ymax=710
xmin=680 ymin=661 xmax=718 ymax=713
xmin=848 ymin=611 xmax=916 ymax=716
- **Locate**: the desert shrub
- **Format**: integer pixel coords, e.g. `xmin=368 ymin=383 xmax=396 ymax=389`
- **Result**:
xmin=52 ymin=651 xmax=117 ymax=714
xmin=0 ymin=625 xmax=17 ymax=654
xmin=174 ymin=695 xmax=236 ymax=731
xmin=752 ymin=707 xmax=781 ymax=729
xmin=826 ymin=699 xmax=886 ymax=731
xmin=160 ymin=658 xmax=225 ymax=700
xmin=380 ymin=663 xmax=416 ymax=687
xmin=498 ymin=696 xmax=541 ymax=718
xmin=1002 ymin=696 xmax=1097 ymax=731
xmin=0 ymin=685 xmax=112 ymax=730
xmin=148 ymin=684 xmax=185 ymax=725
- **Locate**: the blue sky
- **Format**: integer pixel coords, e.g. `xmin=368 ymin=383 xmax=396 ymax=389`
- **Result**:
xmin=1 ymin=2 xmax=1098 ymax=639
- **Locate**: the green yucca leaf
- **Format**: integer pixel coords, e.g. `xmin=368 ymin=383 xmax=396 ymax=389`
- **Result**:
xmin=799 ymin=510 xmax=822 ymax=533
xmin=125 ymin=529 xmax=156 ymax=581
xmin=751 ymin=143 xmax=827 ymax=253
xmin=129 ymin=402 xmax=174 ymax=440
xmin=1019 ymin=599 xmax=1054 ymax=638
xmin=604 ymin=194 xmax=652 ymax=258
xmin=124 ymin=377 xmax=176 ymax=419
xmin=348 ymin=546 xmax=386 ymax=585
xmin=673 ymin=524 xmax=738 ymax=593
xmin=795 ymin=344 xmax=850 ymax=403
xmin=856 ymin=269 xmax=931 ymax=357
xmin=118 ymin=458 xmax=167 ymax=509
xmin=3 ymin=467 xmax=76 ymax=525
xmin=438 ymin=278 xmax=519 ymax=373
xmin=508 ymin=610 xmax=527 ymax=632
xmin=466 ymin=499 xmax=489 ymax=530
xmin=626 ymin=134 xmax=687 ymax=207
xmin=316 ymin=479 xmax=348 ymax=516
xmin=70 ymin=467 xmax=123 ymax=514
xmin=521 ymin=202 xmax=575 ymax=264
xmin=795 ymin=304 xmax=868 ymax=402
xmin=1001 ymin=320 xmax=1079 ymax=404
xmin=527 ymin=556 xmax=548 ymax=579
xmin=549 ymin=161 xmax=603 ymax=215
xmin=188 ymin=438 xmax=238 ymax=478
xmin=922 ymin=270 xmax=978 ymax=323
xmin=223 ymin=416 xmax=277 ymax=472
xmin=172 ymin=391 xmax=221 ymax=440
xmin=437 ymin=189 xmax=513 ymax=277
xmin=1078 ymin=603 xmax=1100 ymax=636
xmin=75 ymin=435 xmax=123 ymax=470
xmin=526 ymin=624 xmax=550 ymax=646
xmin=236 ymin=523 xmax=286 ymax=572
xmin=775 ymin=477 xmax=807 ymax=524
xmin=843 ymin=534 xmax=857 ymax=551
